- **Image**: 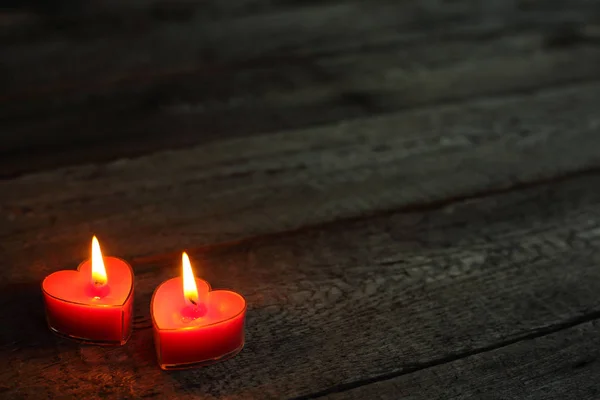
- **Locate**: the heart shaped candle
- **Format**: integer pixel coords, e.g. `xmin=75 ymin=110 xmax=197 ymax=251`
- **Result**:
xmin=151 ymin=252 xmax=246 ymax=370
xmin=42 ymin=237 xmax=134 ymax=345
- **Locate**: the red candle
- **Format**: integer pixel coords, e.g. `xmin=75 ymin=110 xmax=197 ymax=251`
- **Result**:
xmin=42 ymin=236 xmax=134 ymax=345
xmin=151 ymin=252 xmax=246 ymax=370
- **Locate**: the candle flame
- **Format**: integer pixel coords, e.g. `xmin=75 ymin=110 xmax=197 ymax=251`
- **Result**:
xmin=91 ymin=236 xmax=107 ymax=286
xmin=182 ymin=252 xmax=199 ymax=305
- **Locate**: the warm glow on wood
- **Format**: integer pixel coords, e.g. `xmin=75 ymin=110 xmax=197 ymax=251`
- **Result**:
xmin=182 ymin=252 xmax=199 ymax=305
xmin=91 ymin=236 xmax=107 ymax=286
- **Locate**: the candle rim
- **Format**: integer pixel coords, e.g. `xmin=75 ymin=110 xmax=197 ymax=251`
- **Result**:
xmin=41 ymin=256 xmax=134 ymax=308
xmin=151 ymin=277 xmax=247 ymax=332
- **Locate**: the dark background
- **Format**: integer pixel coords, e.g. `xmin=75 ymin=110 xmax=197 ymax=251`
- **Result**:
xmin=2 ymin=1 xmax=600 ymax=399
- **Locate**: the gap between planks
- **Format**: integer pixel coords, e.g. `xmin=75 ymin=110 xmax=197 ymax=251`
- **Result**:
xmin=292 ymin=308 xmax=600 ymax=400
xmin=126 ymin=163 xmax=600 ymax=273
xmin=2 ymin=79 xmax=600 ymax=274
xmin=323 ymin=320 xmax=600 ymax=399
xmin=5 ymin=172 xmax=600 ymax=398
xmin=2 ymin=1 xmax=600 ymax=177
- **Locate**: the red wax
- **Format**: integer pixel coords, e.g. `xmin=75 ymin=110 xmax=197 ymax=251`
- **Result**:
xmin=42 ymin=257 xmax=134 ymax=345
xmin=151 ymin=277 xmax=246 ymax=369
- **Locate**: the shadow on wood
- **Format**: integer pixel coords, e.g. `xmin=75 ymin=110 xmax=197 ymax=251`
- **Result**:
xmin=0 ymin=281 xmax=56 ymax=349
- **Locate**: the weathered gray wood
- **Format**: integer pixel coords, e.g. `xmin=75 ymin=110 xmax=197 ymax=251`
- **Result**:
xmin=4 ymin=28 xmax=600 ymax=143
xmin=2 ymin=2 xmax=599 ymax=399
xmin=2 ymin=172 xmax=600 ymax=398
xmin=4 ymin=36 xmax=600 ymax=178
xmin=3 ymin=0 xmax=595 ymax=47
xmin=1 ymin=0 xmax=599 ymax=175
xmin=325 ymin=320 xmax=600 ymax=400
xmin=4 ymin=0 xmax=597 ymax=100
xmin=2 ymin=82 xmax=600 ymax=269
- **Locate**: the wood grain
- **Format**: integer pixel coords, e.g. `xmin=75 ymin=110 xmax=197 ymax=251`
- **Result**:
xmin=4 ymin=0 xmax=598 ymax=102
xmin=1 ymin=0 xmax=599 ymax=175
xmin=2 ymin=81 xmax=600 ymax=269
xmin=2 ymin=171 xmax=600 ymax=399
xmin=3 ymin=0 xmax=596 ymax=46
xmin=2 ymin=2 xmax=600 ymax=398
xmin=4 ymin=29 xmax=600 ymax=143
xmin=325 ymin=320 xmax=600 ymax=400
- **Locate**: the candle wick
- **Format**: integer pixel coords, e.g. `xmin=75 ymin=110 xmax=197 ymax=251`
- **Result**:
xmin=188 ymin=298 xmax=197 ymax=306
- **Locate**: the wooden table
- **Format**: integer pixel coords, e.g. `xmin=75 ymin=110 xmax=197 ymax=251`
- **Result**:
xmin=2 ymin=1 xmax=600 ymax=398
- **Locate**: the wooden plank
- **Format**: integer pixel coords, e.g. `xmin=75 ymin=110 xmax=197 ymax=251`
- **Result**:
xmin=0 ymin=0 xmax=493 ymax=87
xmin=1 ymin=1 xmax=599 ymax=175
xmin=325 ymin=320 xmax=600 ymax=400
xmin=7 ymin=45 xmax=600 ymax=176
xmin=2 ymin=81 xmax=600 ymax=262
xmin=3 ymin=0 xmax=597 ymax=99
xmin=3 ymin=34 xmax=600 ymax=177
xmin=5 ymin=27 xmax=600 ymax=128
xmin=3 ymin=0 xmax=595 ymax=46
xmin=3 ymin=172 xmax=600 ymax=398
